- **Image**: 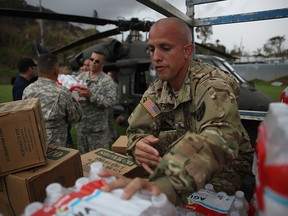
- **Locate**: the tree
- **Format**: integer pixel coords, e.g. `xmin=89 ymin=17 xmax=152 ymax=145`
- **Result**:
xmin=93 ymin=10 xmax=98 ymax=18
xmin=263 ymin=35 xmax=286 ymax=57
xmin=254 ymin=48 xmax=262 ymax=55
xmin=195 ymin=25 xmax=213 ymax=44
xmin=230 ymin=45 xmax=244 ymax=56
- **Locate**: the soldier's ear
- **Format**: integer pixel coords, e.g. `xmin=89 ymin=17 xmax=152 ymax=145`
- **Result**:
xmin=183 ymin=43 xmax=194 ymax=59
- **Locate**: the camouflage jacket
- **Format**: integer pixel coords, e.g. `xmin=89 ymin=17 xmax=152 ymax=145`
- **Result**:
xmin=76 ymin=71 xmax=117 ymax=132
xmin=126 ymin=59 xmax=254 ymax=205
xmin=22 ymin=77 xmax=82 ymax=146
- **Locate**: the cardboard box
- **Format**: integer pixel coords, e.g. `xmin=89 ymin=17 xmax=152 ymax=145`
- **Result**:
xmin=0 ymin=98 xmax=47 ymax=176
xmin=0 ymin=177 xmax=14 ymax=216
xmin=1 ymin=146 xmax=83 ymax=216
xmin=81 ymin=148 xmax=145 ymax=179
xmin=111 ymin=135 xmax=128 ymax=154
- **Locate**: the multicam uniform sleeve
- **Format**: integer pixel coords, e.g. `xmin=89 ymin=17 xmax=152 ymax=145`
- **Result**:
xmin=127 ymin=67 xmax=249 ymax=205
xmin=149 ymin=74 xmax=245 ymax=205
xmin=126 ymin=89 xmax=163 ymax=162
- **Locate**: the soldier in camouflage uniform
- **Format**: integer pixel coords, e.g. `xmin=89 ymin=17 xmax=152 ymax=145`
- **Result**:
xmin=100 ymin=17 xmax=254 ymax=206
xmin=76 ymin=51 xmax=117 ymax=153
xmin=22 ymin=53 xmax=82 ymax=147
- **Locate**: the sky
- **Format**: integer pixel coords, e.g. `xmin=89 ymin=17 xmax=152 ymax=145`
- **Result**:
xmin=25 ymin=0 xmax=288 ymax=54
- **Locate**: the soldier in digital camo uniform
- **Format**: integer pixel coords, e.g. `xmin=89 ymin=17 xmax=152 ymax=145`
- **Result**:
xmin=100 ymin=17 xmax=254 ymax=206
xmin=76 ymin=51 xmax=117 ymax=153
xmin=23 ymin=53 xmax=82 ymax=147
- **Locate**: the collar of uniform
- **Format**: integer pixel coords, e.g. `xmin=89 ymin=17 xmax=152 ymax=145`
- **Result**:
xmin=80 ymin=71 xmax=104 ymax=82
xmin=156 ymin=68 xmax=192 ymax=111
xmin=38 ymin=77 xmax=59 ymax=85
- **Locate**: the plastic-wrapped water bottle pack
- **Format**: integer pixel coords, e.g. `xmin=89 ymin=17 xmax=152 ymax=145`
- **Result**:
xmin=254 ymin=103 xmax=288 ymax=216
xmin=180 ymin=183 xmax=249 ymax=216
xmin=22 ymin=162 xmax=177 ymax=216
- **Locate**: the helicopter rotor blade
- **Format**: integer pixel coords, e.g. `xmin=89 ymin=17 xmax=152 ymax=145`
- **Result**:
xmin=0 ymin=8 xmax=154 ymax=55
xmin=0 ymin=8 xmax=119 ymax=26
xmin=51 ymin=28 xmax=121 ymax=54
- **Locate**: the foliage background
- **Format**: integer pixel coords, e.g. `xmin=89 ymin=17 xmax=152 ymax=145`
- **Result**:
xmin=0 ymin=0 xmax=107 ymax=84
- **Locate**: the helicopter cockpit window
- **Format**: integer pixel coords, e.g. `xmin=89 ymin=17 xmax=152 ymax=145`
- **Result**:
xmin=133 ymin=70 xmax=147 ymax=95
xmin=131 ymin=69 xmax=147 ymax=95
xmin=131 ymin=64 xmax=158 ymax=95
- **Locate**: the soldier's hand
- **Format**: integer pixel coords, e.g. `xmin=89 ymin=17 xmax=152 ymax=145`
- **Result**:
xmin=135 ymin=135 xmax=161 ymax=167
xmin=78 ymin=87 xmax=92 ymax=98
xmin=100 ymin=170 xmax=161 ymax=200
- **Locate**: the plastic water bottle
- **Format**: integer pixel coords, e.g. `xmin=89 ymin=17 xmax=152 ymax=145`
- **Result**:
xmin=75 ymin=177 xmax=90 ymax=191
xmin=134 ymin=189 xmax=153 ymax=201
xmin=141 ymin=193 xmax=177 ymax=216
xmin=204 ymin=183 xmax=214 ymax=191
xmin=217 ymin=191 xmax=227 ymax=199
xmin=88 ymin=162 xmax=104 ymax=180
xmin=235 ymin=190 xmax=249 ymax=215
xmin=44 ymin=182 xmax=65 ymax=206
xmin=88 ymin=162 xmax=116 ymax=183
xmin=22 ymin=202 xmax=43 ymax=216
xmin=229 ymin=211 xmax=241 ymax=216
xmin=176 ymin=207 xmax=199 ymax=216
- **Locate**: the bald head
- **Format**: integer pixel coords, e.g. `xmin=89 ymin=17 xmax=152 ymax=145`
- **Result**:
xmin=147 ymin=17 xmax=194 ymax=91
xmin=149 ymin=17 xmax=192 ymax=44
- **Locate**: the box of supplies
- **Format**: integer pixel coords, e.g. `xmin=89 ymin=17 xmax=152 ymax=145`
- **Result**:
xmin=0 ymin=177 xmax=14 ymax=216
xmin=0 ymin=98 xmax=47 ymax=176
xmin=0 ymin=146 xmax=83 ymax=216
xmin=111 ymin=135 xmax=128 ymax=154
xmin=81 ymin=148 xmax=145 ymax=179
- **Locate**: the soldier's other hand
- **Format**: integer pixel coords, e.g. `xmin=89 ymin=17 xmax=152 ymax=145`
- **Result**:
xmin=99 ymin=170 xmax=161 ymax=200
xmin=78 ymin=87 xmax=92 ymax=98
xmin=135 ymin=135 xmax=161 ymax=167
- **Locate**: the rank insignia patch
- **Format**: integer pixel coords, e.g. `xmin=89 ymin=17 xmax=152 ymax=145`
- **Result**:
xmin=143 ymin=98 xmax=161 ymax=117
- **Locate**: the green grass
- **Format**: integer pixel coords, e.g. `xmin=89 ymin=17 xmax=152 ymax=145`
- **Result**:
xmin=0 ymin=84 xmax=13 ymax=103
xmin=254 ymin=80 xmax=287 ymax=102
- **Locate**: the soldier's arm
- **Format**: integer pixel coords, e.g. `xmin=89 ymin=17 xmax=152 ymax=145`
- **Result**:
xmin=126 ymin=96 xmax=162 ymax=163
xmin=89 ymin=77 xmax=117 ymax=108
xmin=60 ymin=88 xmax=82 ymax=123
xmin=149 ymin=76 xmax=243 ymax=205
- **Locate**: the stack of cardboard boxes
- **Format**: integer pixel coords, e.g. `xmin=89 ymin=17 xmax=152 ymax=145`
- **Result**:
xmin=0 ymin=98 xmax=142 ymax=215
xmin=0 ymin=99 xmax=83 ymax=216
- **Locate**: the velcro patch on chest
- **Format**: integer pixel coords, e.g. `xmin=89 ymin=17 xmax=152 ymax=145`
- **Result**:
xmin=195 ymin=102 xmax=206 ymax=121
xmin=143 ymin=98 xmax=161 ymax=117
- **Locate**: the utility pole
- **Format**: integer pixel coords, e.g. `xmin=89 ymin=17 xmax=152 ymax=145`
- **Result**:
xmin=39 ymin=0 xmax=44 ymax=47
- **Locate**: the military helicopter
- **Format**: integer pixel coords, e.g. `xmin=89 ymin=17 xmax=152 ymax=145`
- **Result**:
xmin=66 ymin=37 xmax=273 ymax=148
xmin=68 ymin=39 xmax=273 ymax=118
xmin=0 ymin=6 xmax=272 ymax=117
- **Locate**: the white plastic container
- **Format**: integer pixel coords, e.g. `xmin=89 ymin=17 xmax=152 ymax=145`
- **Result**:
xmin=235 ymin=190 xmax=249 ymax=215
xmin=140 ymin=193 xmax=177 ymax=216
xmin=204 ymin=183 xmax=214 ymax=191
xmin=44 ymin=182 xmax=65 ymax=206
xmin=22 ymin=202 xmax=43 ymax=216
xmin=88 ymin=162 xmax=116 ymax=183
